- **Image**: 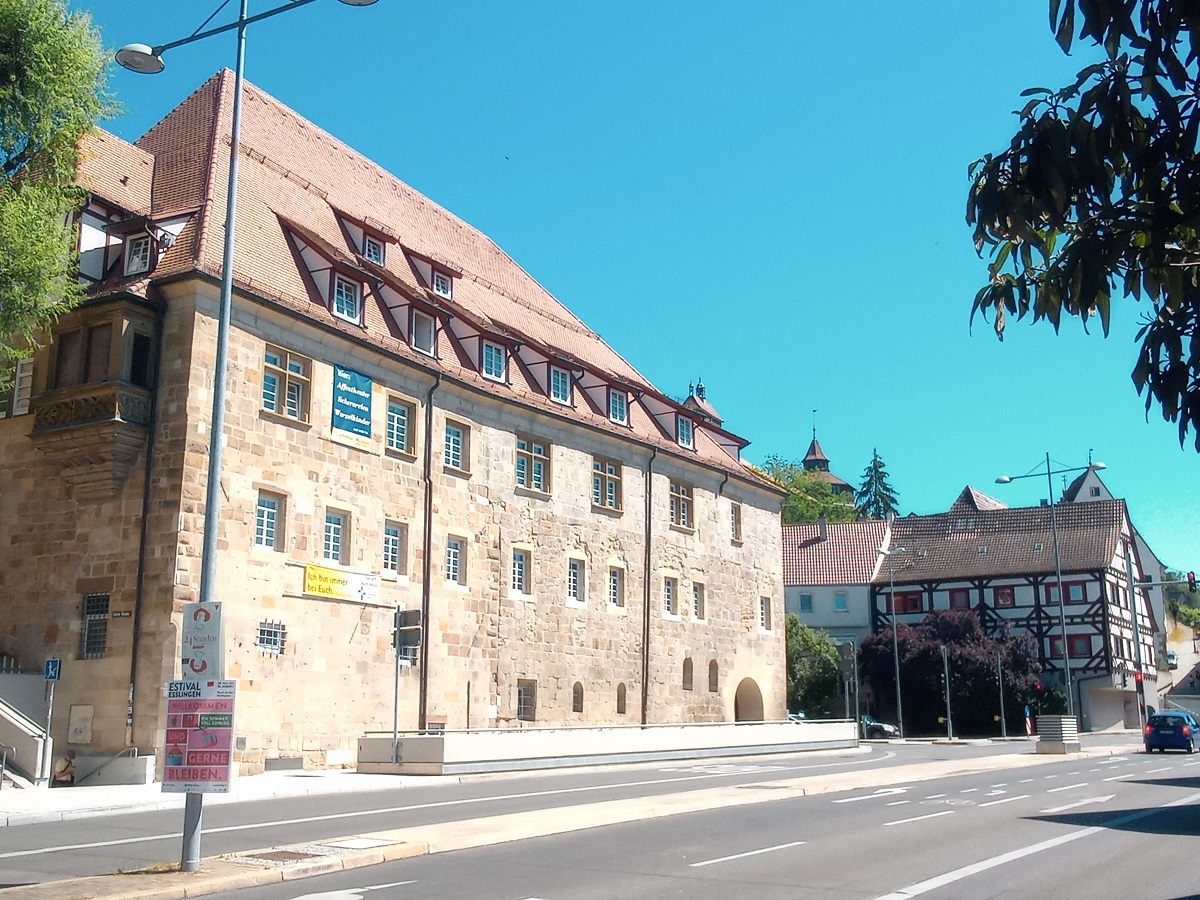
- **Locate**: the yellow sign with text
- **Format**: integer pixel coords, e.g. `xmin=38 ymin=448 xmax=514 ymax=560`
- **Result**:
xmin=303 ymin=564 xmax=380 ymax=604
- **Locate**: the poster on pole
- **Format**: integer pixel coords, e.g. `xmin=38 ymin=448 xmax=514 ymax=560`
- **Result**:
xmin=162 ymin=679 xmax=236 ymax=793
xmin=181 ymin=601 xmax=225 ymax=681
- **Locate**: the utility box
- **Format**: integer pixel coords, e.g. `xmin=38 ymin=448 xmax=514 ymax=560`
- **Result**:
xmin=1035 ymin=715 xmax=1081 ymax=754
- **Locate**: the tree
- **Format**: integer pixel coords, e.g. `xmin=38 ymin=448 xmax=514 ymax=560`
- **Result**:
xmin=968 ymin=1 xmax=1200 ymax=450
xmin=859 ymin=610 xmax=1042 ymax=735
xmin=854 ymin=449 xmax=899 ymax=520
xmin=0 ymin=0 xmax=111 ymax=374
xmin=760 ymin=454 xmax=855 ymax=525
xmin=784 ymin=614 xmax=840 ymax=717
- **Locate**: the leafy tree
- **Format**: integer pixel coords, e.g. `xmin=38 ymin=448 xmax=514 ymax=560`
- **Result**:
xmin=0 ymin=0 xmax=111 ymax=374
xmin=760 ymin=454 xmax=855 ymax=525
xmin=860 ymin=610 xmax=1042 ymax=735
xmin=784 ymin=614 xmax=840 ymax=717
xmin=968 ymin=0 xmax=1200 ymax=450
xmin=854 ymin=449 xmax=899 ymax=520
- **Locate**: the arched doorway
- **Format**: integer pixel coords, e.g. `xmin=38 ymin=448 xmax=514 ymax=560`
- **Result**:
xmin=734 ymin=677 xmax=764 ymax=722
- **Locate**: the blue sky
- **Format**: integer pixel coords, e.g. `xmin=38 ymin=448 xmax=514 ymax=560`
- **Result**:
xmin=77 ymin=1 xmax=1198 ymax=571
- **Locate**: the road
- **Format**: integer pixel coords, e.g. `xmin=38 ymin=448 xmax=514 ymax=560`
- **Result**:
xmin=197 ymin=743 xmax=1200 ymax=900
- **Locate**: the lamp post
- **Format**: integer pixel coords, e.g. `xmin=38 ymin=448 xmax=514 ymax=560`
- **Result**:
xmin=996 ymin=453 xmax=1106 ymax=717
xmin=117 ymin=0 xmax=376 ymax=872
xmin=879 ymin=545 xmax=907 ymax=739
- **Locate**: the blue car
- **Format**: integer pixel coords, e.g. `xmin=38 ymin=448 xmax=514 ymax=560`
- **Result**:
xmin=1144 ymin=712 xmax=1197 ymax=753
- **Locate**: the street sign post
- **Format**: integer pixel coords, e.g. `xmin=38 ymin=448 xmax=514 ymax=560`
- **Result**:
xmin=40 ymin=658 xmax=61 ymax=785
xmin=181 ymin=602 xmax=225 ymax=681
xmin=44 ymin=658 xmax=61 ymax=681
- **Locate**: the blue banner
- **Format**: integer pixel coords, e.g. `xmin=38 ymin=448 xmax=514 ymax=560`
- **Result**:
xmin=332 ymin=365 xmax=372 ymax=444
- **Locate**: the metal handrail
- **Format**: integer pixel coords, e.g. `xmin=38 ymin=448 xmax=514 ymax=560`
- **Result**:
xmin=0 ymin=744 xmax=15 ymax=790
xmin=76 ymin=746 xmax=140 ymax=785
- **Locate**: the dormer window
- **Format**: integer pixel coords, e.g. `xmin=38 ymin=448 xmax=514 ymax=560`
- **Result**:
xmin=432 ymin=269 xmax=453 ymax=299
xmin=363 ymin=235 xmax=385 ymax=265
xmin=550 ymin=366 xmax=572 ymax=405
xmin=482 ymin=340 xmax=507 ymax=382
xmin=124 ymin=234 xmax=151 ymax=275
xmin=332 ymin=274 xmax=362 ymax=325
xmin=412 ymin=310 xmax=436 ymax=356
xmin=609 ymin=389 xmax=628 ymax=425
xmin=677 ymin=416 xmax=694 ymax=449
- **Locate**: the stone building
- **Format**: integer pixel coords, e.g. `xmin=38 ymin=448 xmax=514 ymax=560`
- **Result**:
xmin=0 ymin=73 xmax=785 ymax=772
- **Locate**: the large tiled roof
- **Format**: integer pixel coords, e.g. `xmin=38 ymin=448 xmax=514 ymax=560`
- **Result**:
xmin=948 ymin=485 xmax=1008 ymax=513
xmin=75 ymin=130 xmax=153 ymax=215
xmin=877 ymin=499 xmax=1128 ymax=584
xmin=782 ymin=520 xmax=887 ymax=586
xmin=78 ymin=72 xmax=776 ymax=490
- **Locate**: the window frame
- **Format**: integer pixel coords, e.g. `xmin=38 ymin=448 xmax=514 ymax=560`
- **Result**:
xmin=515 ymin=436 xmax=551 ymax=493
xmin=608 ymin=388 xmax=628 ymax=425
xmin=567 ymin=558 xmax=585 ymax=605
xmin=592 ymin=457 xmax=622 ymax=512
xmin=664 ymin=577 xmax=678 ymax=616
xmin=608 ymin=566 xmax=625 ymax=607
xmin=255 ymin=621 xmax=287 ymax=655
xmin=445 ymin=536 xmax=466 ymax=585
xmin=386 ymin=397 xmax=415 ymax=456
xmin=363 ymin=234 xmax=385 ymax=265
xmin=323 ymin=511 xmax=349 ymax=564
xmin=262 ymin=344 xmax=311 ymax=423
xmin=124 ymin=234 xmax=152 ymax=275
xmin=798 ymin=593 xmax=813 ymax=613
xmin=730 ymin=502 xmax=743 ymax=543
xmin=549 ymin=366 xmax=572 ymax=405
xmin=677 ymin=416 xmax=694 ymax=449
xmin=254 ymin=491 xmax=284 ymax=551
xmin=759 ymin=596 xmax=773 ymax=632
xmin=481 ymin=340 xmax=507 ymax=382
xmin=833 ymin=591 xmax=849 ymax=612
xmin=444 ymin=421 xmax=469 ymax=472
xmin=886 ymin=591 xmax=923 ymax=614
xmin=79 ymin=593 xmax=109 ymax=660
xmin=1068 ymin=634 xmax=1092 ymax=658
xmin=432 ymin=269 xmax=453 ymax=299
xmin=949 ymin=588 xmax=971 ymax=610
xmin=383 ymin=520 xmax=406 ymax=576
xmin=993 ymin=585 xmax=1016 ymax=608
xmin=692 ymin=583 xmax=706 ymax=619
xmin=516 ymin=679 xmax=536 ymax=721
xmin=511 ymin=548 xmax=531 ymax=596
xmin=669 ymin=481 xmax=694 ymax=530
xmin=332 ymin=273 xmax=363 ymax=325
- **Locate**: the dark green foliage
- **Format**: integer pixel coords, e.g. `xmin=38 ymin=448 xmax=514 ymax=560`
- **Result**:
xmin=860 ymin=610 xmax=1043 ymax=736
xmin=968 ymin=0 xmax=1200 ymax=450
xmin=785 ymin=614 xmax=840 ymax=717
xmin=854 ymin=449 xmax=899 ymax=520
xmin=760 ymin=454 xmax=855 ymax=525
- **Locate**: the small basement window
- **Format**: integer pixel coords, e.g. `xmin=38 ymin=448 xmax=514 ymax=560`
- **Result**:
xmin=256 ymin=621 xmax=287 ymax=655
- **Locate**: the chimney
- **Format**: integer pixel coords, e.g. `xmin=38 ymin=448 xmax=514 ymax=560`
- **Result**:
xmin=818 ymin=515 xmax=828 ymax=541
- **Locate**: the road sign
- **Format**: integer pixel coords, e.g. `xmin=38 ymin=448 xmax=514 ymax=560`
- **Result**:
xmin=44 ymin=658 xmax=61 ymax=681
xmin=162 ymin=679 xmax=236 ymax=793
xmin=181 ymin=602 xmax=225 ymax=681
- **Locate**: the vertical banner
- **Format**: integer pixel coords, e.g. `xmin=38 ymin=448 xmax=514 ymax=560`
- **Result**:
xmin=331 ymin=365 xmax=373 ymax=451
xmin=162 ymin=679 xmax=236 ymax=793
xmin=181 ymin=602 xmax=224 ymax=681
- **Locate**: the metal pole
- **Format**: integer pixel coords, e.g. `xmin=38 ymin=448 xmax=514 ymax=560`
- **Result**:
xmin=852 ymin=642 xmax=861 ymax=736
xmin=941 ymin=645 xmax=953 ymax=740
xmin=40 ymin=680 xmax=55 ymax=787
xmin=1045 ymin=453 xmax=1073 ymax=715
xmin=997 ymin=652 xmax=1008 ymax=739
xmin=1124 ymin=537 xmax=1146 ymax=730
xmin=392 ymin=611 xmax=400 ymax=764
xmin=888 ymin=553 xmax=904 ymax=739
xmin=184 ymin=0 xmax=247 ymax=873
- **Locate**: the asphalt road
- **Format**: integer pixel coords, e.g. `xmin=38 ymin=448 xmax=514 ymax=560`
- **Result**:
xmin=196 ymin=743 xmax=1200 ymax=900
xmin=0 ymin=740 xmax=1010 ymax=884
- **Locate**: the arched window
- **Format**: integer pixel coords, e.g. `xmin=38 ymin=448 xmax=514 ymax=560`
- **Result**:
xmin=572 ymin=681 xmax=584 ymax=713
xmin=682 ymin=657 xmax=694 ymax=691
xmin=616 ymin=682 xmax=627 ymax=715
xmin=708 ymin=659 xmax=719 ymax=693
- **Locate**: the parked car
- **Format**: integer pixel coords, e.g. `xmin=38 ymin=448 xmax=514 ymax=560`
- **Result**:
xmin=861 ymin=715 xmax=899 ymax=739
xmin=787 ymin=711 xmax=807 ymax=723
xmin=1166 ymin=650 xmax=1179 ymax=670
xmin=1144 ymin=712 xmax=1196 ymax=753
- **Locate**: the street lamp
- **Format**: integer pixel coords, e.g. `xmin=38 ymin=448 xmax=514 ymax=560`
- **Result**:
xmin=117 ymin=0 xmax=376 ymax=873
xmin=995 ymin=453 xmax=1105 ymax=717
xmin=879 ymin=545 xmax=907 ymax=739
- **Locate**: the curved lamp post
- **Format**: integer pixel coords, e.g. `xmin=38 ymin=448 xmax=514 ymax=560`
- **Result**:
xmin=117 ymin=0 xmax=376 ymax=872
xmin=879 ymin=545 xmax=907 ymax=739
xmin=995 ymin=454 xmax=1105 ymax=717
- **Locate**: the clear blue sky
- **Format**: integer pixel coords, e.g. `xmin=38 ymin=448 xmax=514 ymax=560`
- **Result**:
xmin=77 ymin=1 xmax=1199 ymax=571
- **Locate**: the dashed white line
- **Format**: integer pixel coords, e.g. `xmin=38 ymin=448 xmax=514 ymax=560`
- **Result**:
xmin=979 ymin=795 xmax=1029 ymax=807
xmin=925 ymin=793 xmax=947 ymax=799
xmin=1147 ymin=766 xmax=1173 ymax=774
xmin=960 ymin=788 xmax=979 ymax=794
xmin=1046 ymin=782 xmax=1088 ymax=793
xmin=1103 ymin=773 xmax=1135 ymax=782
xmin=885 ymin=810 xmax=956 ymax=827
xmin=1019 ymin=779 xmax=1034 ymax=784
xmin=690 ymin=840 xmax=806 ymax=868
xmin=886 ymin=800 xmax=911 ymax=806
xmin=1043 ymin=774 xmax=1059 ymax=779
xmin=990 ymin=783 xmax=1007 ymax=788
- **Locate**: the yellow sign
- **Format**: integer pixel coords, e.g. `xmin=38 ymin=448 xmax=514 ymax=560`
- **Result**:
xmin=303 ymin=564 xmax=380 ymax=604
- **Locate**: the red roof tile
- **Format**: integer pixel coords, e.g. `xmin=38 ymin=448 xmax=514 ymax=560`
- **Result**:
xmin=782 ymin=520 xmax=888 ymax=586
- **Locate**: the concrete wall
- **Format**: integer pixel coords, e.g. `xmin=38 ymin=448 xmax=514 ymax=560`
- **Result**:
xmin=784 ymin=584 xmax=871 ymax=644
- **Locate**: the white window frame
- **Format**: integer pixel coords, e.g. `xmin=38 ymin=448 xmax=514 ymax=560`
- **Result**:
xmin=759 ymin=597 xmax=772 ymax=632
xmin=608 ymin=388 xmax=628 ymax=425
xmin=445 ymin=537 xmax=466 ymax=584
xmin=664 ymin=577 xmax=678 ymax=616
xmin=567 ymin=558 xmax=585 ymax=605
xmin=608 ymin=567 xmax=625 ymax=607
xmin=692 ymin=583 xmax=705 ymax=619
xmin=363 ymin=234 xmax=385 ymax=265
xmin=677 ymin=416 xmax=694 ymax=449
xmin=511 ymin=548 xmax=531 ymax=596
xmin=730 ymin=502 xmax=743 ymax=542
xmin=332 ymin=274 xmax=362 ymax=324
xmin=255 ymin=621 xmax=287 ymax=655
xmin=383 ymin=521 xmax=405 ymax=575
xmin=412 ymin=310 xmax=436 ymax=356
xmin=323 ymin=511 xmax=349 ymax=564
xmin=481 ymin=341 xmax=507 ymax=382
xmin=432 ymin=269 xmax=453 ymax=299
xmin=549 ymin=366 xmax=572 ymax=405
xmin=254 ymin=491 xmax=283 ymax=551
xmin=124 ymin=234 xmax=151 ymax=275
xmin=3 ymin=357 xmax=34 ymax=417
xmin=444 ymin=421 xmax=468 ymax=472
xmin=386 ymin=398 xmax=414 ymax=455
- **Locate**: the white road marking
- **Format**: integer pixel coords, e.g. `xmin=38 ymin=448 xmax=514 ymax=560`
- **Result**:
xmin=886 ymin=800 xmax=911 ymax=806
xmin=1018 ymin=779 xmax=1033 ymax=784
xmin=984 ymin=790 xmax=1005 ymax=796
xmin=277 ymin=880 xmax=416 ymax=900
xmin=689 ymin=840 xmax=805 ymax=867
xmin=990 ymin=783 xmax=1007 ymax=788
xmin=871 ymin=791 xmax=1200 ymax=900
xmin=1184 ymin=761 xmax=1200 ymax=767
xmin=1103 ymin=773 xmax=1135 ymax=782
xmin=832 ymin=787 xmax=910 ymax=804
xmin=925 ymin=793 xmax=946 ymax=799
xmin=960 ymin=788 xmax=978 ymax=794
xmin=1088 ymin=768 xmax=1101 ymax=773
xmin=1147 ymin=766 xmax=1173 ymax=774
xmin=1066 ymin=771 xmax=1080 ymax=776
xmin=1043 ymin=774 xmax=1059 ymax=779
xmin=979 ymin=795 xmax=1029 ymax=808
xmin=884 ymin=810 xmax=955 ymax=827
xmin=1040 ymin=794 xmax=1115 ymax=814
xmin=1045 ymin=782 xmax=1088 ymax=793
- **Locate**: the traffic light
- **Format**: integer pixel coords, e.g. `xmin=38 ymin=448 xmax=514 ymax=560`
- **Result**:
xmin=1189 ymin=572 xmax=1197 ymax=594
xmin=838 ymin=641 xmax=856 ymax=682
xmin=1033 ymin=681 xmax=1042 ymax=693
xmin=393 ymin=608 xmax=422 ymax=650
xmin=1134 ymin=670 xmax=1144 ymax=684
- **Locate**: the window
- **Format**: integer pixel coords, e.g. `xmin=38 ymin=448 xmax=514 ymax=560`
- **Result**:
xmin=386 ymin=398 xmax=414 ymax=454
xmin=412 ymin=310 xmax=436 ymax=355
xmin=550 ymin=366 xmax=572 ymax=404
xmin=516 ymin=437 xmax=550 ymax=492
xmin=516 ymin=679 xmax=536 ymax=721
xmin=949 ymin=588 xmax=971 ymax=610
xmin=1068 ymin=635 xmax=1092 ymax=658
xmin=124 ymin=234 xmax=151 ymax=275
xmin=730 ymin=502 xmax=743 ymax=542
xmin=512 ymin=549 xmax=531 ymax=595
xmin=708 ymin=659 xmax=719 ymax=692
xmin=664 ymin=577 xmax=678 ymax=615
xmin=254 ymin=492 xmax=283 ymax=550
xmin=1045 ymin=583 xmax=1060 ymax=605
xmin=683 ymin=657 xmax=694 ymax=691
xmin=692 ymin=583 xmax=705 ymax=619
xmin=1088 ymin=485 xmax=1101 ymax=497
xmin=481 ymin=341 xmax=506 ymax=382
xmin=592 ymin=457 xmax=622 ymax=511
xmin=798 ymin=593 xmax=813 ymax=613
xmin=993 ymin=585 xmax=1015 ymax=608
xmin=332 ymin=274 xmax=362 ymax=324
xmin=887 ymin=591 xmax=923 ymax=614
xmin=432 ymin=269 xmax=453 ymax=299
xmin=383 ymin=521 xmax=406 ymax=575
xmin=54 ymin=322 xmax=112 ymax=387
xmin=616 ymin=682 xmax=627 ymax=715
xmin=444 ymin=422 xmax=468 ymax=471
xmin=572 ymin=682 xmax=584 ymax=713
xmin=1066 ymin=582 xmax=1087 ymax=604
xmin=567 ymin=558 xmax=585 ymax=604
xmin=445 ymin=537 xmax=466 ymax=584
xmin=1 ymin=358 xmax=34 ymax=417
xmin=608 ymin=388 xmax=628 ymax=424
xmin=79 ymin=593 xmax=109 ymax=659
xmin=262 ymin=345 xmax=311 ymax=422
xmin=669 ymin=481 xmax=693 ymax=529
xmin=677 ymin=416 xmax=694 ymax=449
xmin=759 ymin=597 xmax=772 ymax=631
xmin=608 ymin=567 xmax=624 ymax=607
xmin=323 ymin=512 xmax=348 ymax=564
xmin=255 ymin=621 xmax=287 ymax=655
xmin=363 ymin=235 xmax=385 ymax=264
xmin=834 ymin=591 xmax=848 ymax=612
xmin=130 ymin=332 xmax=152 ymax=387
